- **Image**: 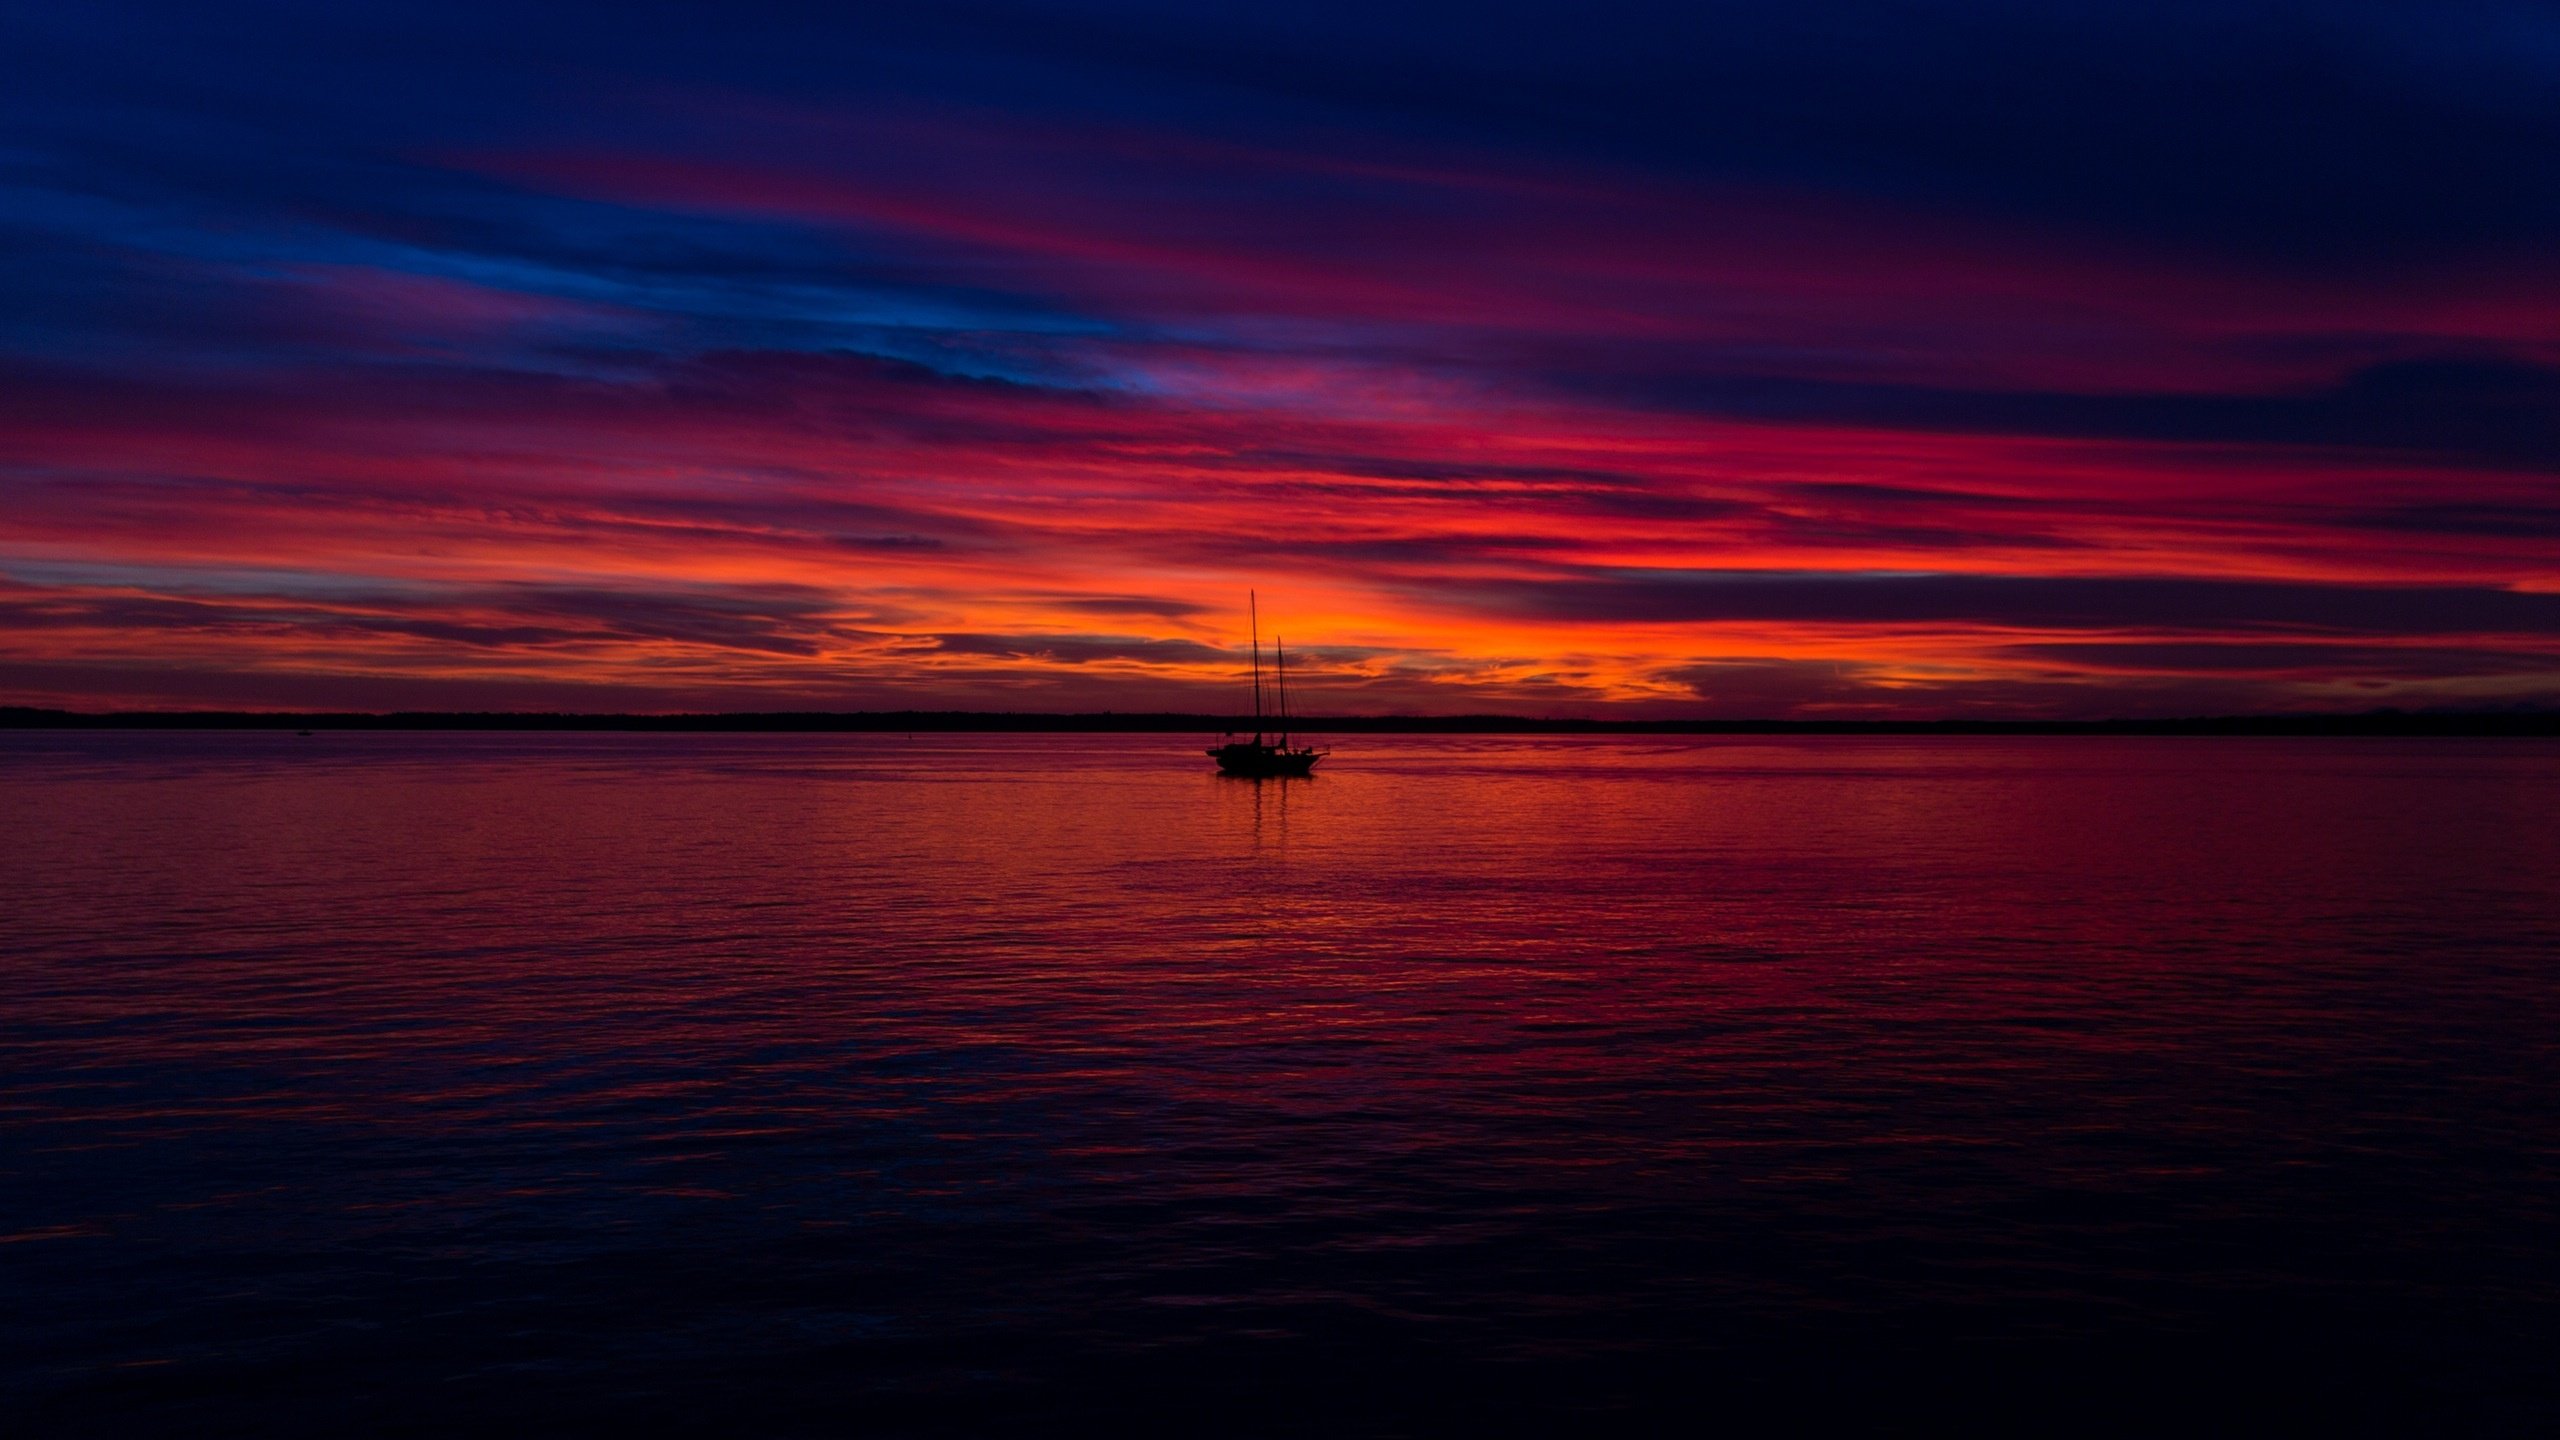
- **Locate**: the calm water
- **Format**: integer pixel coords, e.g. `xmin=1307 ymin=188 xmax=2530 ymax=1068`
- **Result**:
xmin=5 ymin=732 xmax=2557 ymax=1434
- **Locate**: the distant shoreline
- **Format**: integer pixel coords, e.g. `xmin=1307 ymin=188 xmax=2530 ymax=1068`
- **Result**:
xmin=4 ymin=707 xmax=2553 ymax=737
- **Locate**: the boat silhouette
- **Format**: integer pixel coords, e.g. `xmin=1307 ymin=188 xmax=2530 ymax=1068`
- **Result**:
xmin=1209 ymin=592 xmax=1324 ymax=777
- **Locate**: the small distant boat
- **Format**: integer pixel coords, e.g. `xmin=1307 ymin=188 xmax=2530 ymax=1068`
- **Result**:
xmin=1208 ymin=592 xmax=1324 ymax=777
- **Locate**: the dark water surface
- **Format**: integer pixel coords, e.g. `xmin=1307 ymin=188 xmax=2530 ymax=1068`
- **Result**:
xmin=5 ymin=732 xmax=2557 ymax=1434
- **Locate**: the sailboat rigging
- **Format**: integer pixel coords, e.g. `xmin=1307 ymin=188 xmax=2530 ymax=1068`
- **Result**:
xmin=1208 ymin=591 xmax=1324 ymax=776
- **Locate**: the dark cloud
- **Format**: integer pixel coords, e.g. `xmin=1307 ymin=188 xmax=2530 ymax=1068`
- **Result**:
xmin=1756 ymin=513 xmax=2092 ymax=554
xmin=1653 ymin=657 xmax=2320 ymax=721
xmin=1220 ymin=451 xmax=1645 ymax=490
xmin=1173 ymin=533 xmax=1587 ymax=568
xmin=0 ymin=578 xmax=866 ymax=658
xmin=491 ymin=583 xmax=860 ymax=656
xmin=1039 ymin=594 xmax=1209 ymax=618
xmin=2344 ymin=503 xmax=2560 ymax=539
xmin=1576 ymin=355 xmax=2560 ymax=468
xmin=1662 ymin=659 xmax=1901 ymax=714
xmin=928 ymin=632 xmax=1231 ymax=665
xmin=1475 ymin=571 xmax=2560 ymax=636
xmin=2005 ymin=640 xmax=2560 ymax=678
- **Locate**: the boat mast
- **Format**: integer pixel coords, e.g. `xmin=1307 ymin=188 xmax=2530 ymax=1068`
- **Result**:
xmin=1276 ymin=634 xmax=1289 ymax=748
xmin=1250 ymin=590 xmax=1263 ymax=744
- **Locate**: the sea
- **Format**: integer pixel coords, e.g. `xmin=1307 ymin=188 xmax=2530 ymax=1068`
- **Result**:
xmin=4 ymin=731 xmax=2556 ymax=1435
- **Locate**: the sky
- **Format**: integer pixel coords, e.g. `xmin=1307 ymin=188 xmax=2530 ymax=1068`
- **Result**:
xmin=4 ymin=1 xmax=2558 ymax=717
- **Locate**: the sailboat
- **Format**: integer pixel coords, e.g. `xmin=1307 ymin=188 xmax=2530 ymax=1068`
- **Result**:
xmin=1208 ymin=592 xmax=1324 ymax=777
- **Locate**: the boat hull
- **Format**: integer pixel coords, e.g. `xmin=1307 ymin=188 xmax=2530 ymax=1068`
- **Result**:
xmin=1208 ymin=742 xmax=1320 ymax=777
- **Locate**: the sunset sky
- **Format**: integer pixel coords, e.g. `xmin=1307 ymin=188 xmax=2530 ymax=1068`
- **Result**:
xmin=5 ymin=2 xmax=2558 ymax=716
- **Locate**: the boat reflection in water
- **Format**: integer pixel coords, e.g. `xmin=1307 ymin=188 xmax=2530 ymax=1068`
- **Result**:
xmin=1209 ymin=592 xmax=1324 ymax=777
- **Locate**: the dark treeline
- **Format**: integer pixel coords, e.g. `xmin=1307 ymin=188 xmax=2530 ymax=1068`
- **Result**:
xmin=4 ymin=707 xmax=2555 ymax=737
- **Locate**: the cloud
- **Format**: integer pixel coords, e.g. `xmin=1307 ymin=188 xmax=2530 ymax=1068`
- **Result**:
xmin=0 ymin=576 xmax=868 ymax=659
xmin=1468 ymin=571 xmax=2560 ymax=637
xmin=1034 ymin=593 xmax=1210 ymax=618
xmin=927 ymin=633 xmax=1232 ymax=666
xmin=2003 ymin=640 xmax=2560 ymax=679
xmin=1567 ymin=355 xmax=2560 ymax=469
